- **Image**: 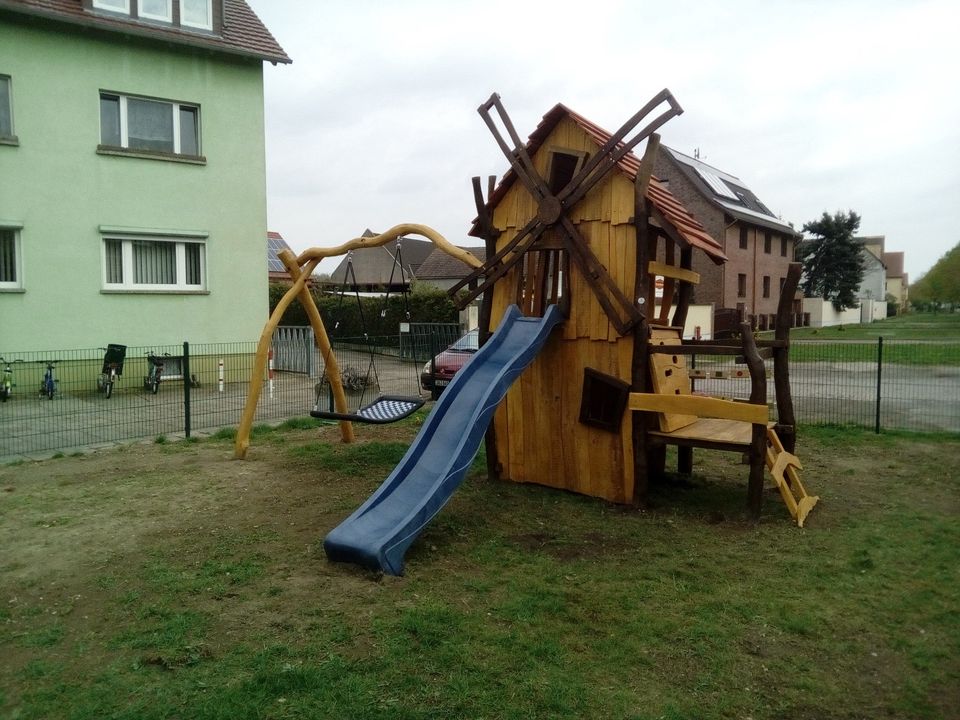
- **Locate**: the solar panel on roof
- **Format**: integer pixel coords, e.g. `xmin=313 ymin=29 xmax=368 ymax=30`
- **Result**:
xmin=267 ymin=234 xmax=292 ymax=273
xmin=695 ymin=167 xmax=739 ymax=200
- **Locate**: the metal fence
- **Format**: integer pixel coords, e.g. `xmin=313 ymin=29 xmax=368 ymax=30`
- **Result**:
xmin=692 ymin=339 xmax=960 ymax=433
xmin=2 ymin=335 xmax=957 ymax=462
xmin=0 ymin=327 xmax=460 ymax=461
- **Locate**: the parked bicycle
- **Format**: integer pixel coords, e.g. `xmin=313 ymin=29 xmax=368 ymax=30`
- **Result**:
xmin=97 ymin=344 xmax=127 ymax=399
xmin=39 ymin=360 xmax=60 ymax=400
xmin=145 ymin=352 xmax=170 ymax=394
xmin=1 ymin=357 xmax=24 ymax=402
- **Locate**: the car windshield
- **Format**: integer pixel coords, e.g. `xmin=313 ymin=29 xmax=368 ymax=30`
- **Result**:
xmin=449 ymin=330 xmax=479 ymax=352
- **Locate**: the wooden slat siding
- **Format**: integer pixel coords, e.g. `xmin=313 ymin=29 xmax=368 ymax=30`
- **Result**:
xmin=593 ymin=221 xmax=610 ymax=341
xmin=506 ymin=358 xmax=525 ymax=481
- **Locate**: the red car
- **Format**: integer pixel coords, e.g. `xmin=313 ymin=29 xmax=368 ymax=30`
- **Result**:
xmin=420 ymin=329 xmax=479 ymax=400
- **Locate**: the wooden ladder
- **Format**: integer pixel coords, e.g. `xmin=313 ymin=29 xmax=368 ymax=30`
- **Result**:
xmin=766 ymin=428 xmax=819 ymax=527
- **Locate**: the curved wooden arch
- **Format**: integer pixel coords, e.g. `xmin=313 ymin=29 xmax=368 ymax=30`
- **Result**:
xmin=235 ymin=224 xmax=482 ymax=459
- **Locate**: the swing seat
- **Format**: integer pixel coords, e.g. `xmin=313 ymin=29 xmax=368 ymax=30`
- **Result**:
xmin=311 ymin=395 xmax=424 ymax=424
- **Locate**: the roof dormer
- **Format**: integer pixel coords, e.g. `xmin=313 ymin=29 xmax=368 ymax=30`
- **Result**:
xmin=86 ymin=0 xmax=221 ymax=35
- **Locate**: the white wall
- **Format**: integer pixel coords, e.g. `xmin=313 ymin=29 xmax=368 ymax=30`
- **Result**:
xmin=655 ymin=304 xmax=714 ymax=339
xmin=803 ymin=298 xmax=862 ymax=327
xmin=860 ymin=299 xmax=888 ymax=323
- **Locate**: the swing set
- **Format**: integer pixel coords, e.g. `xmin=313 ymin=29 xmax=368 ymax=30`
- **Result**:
xmin=310 ymin=242 xmax=424 ymax=424
xmin=235 ymin=224 xmax=482 ymax=459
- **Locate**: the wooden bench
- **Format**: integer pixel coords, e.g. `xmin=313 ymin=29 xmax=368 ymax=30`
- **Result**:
xmin=629 ymin=323 xmax=817 ymax=526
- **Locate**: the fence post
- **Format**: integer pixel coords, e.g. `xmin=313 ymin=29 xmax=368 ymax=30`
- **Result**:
xmin=874 ymin=336 xmax=883 ymax=434
xmin=183 ymin=341 xmax=191 ymax=439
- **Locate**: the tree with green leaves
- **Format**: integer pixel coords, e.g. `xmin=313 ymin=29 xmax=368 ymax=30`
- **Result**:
xmin=910 ymin=243 xmax=960 ymax=309
xmin=797 ymin=210 xmax=865 ymax=311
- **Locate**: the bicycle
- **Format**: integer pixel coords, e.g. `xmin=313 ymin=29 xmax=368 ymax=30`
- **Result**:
xmin=97 ymin=344 xmax=127 ymax=399
xmin=39 ymin=360 xmax=60 ymax=400
xmin=145 ymin=352 xmax=169 ymax=394
xmin=1 ymin=357 xmax=24 ymax=402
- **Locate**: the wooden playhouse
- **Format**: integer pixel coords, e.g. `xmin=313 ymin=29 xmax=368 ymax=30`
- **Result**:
xmin=453 ymin=91 xmax=815 ymax=523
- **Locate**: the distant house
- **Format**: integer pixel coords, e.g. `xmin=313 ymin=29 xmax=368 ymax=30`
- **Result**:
xmin=883 ymin=251 xmax=908 ymax=313
xmin=0 ymin=0 xmax=288 ymax=351
xmin=857 ymin=248 xmax=887 ymax=301
xmin=326 ymin=230 xmax=435 ymax=293
xmin=415 ymin=246 xmax=487 ymax=292
xmin=653 ymin=147 xmax=801 ymax=328
xmin=858 ymin=235 xmax=909 ymax=313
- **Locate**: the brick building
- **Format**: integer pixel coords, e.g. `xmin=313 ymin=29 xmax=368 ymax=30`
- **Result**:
xmin=653 ymin=147 xmax=801 ymax=328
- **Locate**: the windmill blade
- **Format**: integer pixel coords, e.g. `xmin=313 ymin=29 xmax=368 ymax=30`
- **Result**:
xmin=559 ymin=90 xmax=682 ymax=209
xmin=558 ymin=215 xmax=643 ymax=335
xmin=478 ymin=93 xmax=550 ymax=203
xmin=450 ymin=217 xmax=546 ymax=308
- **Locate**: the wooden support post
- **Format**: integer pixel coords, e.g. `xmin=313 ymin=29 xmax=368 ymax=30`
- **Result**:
xmin=672 ymin=247 xmax=694 ymax=331
xmin=235 ymin=256 xmax=320 ymax=459
xmin=773 ymin=263 xmax=801 ymax=453
xmin=630 ymin=134 xmax=660 ymax=507
xmin=740 ymin=322 xmax=767 ymax=519
xmin=278 ymin=250 xmax=355 ymax=445
xmin=472 ymin=175 xmax=503 ymax=481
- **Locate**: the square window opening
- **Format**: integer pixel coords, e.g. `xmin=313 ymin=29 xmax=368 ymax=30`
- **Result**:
xmin=547 ymin=149 xmax=587 ymax=195
xmin=0 ymin=75 xmax=13 ymax=138
xmin=181 ymin=0 xmax=213 ymax=30
xmin=0 ymin=228 xmax=21 ymax=288
xmin=579 ymin=368 xmax=631 ymax=433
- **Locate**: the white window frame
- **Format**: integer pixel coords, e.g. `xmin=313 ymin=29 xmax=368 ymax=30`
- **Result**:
xmin=180 ymin=0 xmax=213 ymax=30
xmin=138 ymin=0 xmax=172 ymax=22
xmin=100 ymin=92 xmax=200 ymax=156
xmin=102 ymin=235 xmax=206 ymax=292
xmin=0 ymin=226 xmax=22 ymax=291
xmin=0 ymin=75 xmax=13 ymax=139
xmin=93 ymin=0 xmax=131 ymax=14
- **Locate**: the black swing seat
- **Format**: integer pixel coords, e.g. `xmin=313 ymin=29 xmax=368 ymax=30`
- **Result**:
xmin=310 ymin=395 xmax=424 ymax=424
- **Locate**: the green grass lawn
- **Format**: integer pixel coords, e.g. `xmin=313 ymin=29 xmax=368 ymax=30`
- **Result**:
xmin=784 ymin=312 xmax=960 ymax=341
xmin=770 ymin=313 xmax=960 ymax=365
xmin=1 ymin=419 xmax=958 ymax=719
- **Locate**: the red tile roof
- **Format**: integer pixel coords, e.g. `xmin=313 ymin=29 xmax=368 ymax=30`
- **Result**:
xmin=472 ymin=102 xmax=726 ymax=263
xmin=0 ymin=0 xmax=290 ymax=64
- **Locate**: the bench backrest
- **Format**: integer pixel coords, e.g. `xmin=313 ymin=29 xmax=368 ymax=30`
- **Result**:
xmin=648 ymin=327 xmax=697 ymax=432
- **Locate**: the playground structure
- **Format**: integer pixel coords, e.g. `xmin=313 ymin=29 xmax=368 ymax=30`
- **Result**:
xmin=237 ymin=90 xmax=817 ymax=574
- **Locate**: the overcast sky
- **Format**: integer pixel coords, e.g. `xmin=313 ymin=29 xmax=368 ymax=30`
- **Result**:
xmin=253 ymin=0 xmax=958 ymax=281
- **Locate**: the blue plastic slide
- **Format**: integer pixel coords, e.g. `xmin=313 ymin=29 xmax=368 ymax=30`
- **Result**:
xmin=324 ymin=304 xmax=562 ymax=575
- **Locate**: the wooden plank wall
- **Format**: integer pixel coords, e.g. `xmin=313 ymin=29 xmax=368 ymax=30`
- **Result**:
xmin=488 ymin=117 xmax=639 ymax=504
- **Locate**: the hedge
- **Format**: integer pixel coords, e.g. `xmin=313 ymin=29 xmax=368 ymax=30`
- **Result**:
xmin=268 ymin=283 xmax=461 ymax=337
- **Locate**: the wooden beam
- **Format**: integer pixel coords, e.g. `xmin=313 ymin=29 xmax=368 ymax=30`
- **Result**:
xmin=628 ymin=393 xmax=769 ymax=424
xmin=648 ymin=261 xmax=700 ymax=285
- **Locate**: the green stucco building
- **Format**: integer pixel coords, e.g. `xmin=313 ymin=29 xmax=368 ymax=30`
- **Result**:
xmin=0 ymin=0 xmax=289 ymax=352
